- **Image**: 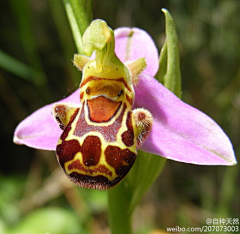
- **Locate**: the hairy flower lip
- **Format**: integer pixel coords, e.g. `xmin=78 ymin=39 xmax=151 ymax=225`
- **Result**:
xmin=13 ymin=27 xmax=237 ymax=166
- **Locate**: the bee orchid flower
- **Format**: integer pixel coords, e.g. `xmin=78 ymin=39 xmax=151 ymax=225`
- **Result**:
xmin=14 ymin=19 xmax=236 ymax=190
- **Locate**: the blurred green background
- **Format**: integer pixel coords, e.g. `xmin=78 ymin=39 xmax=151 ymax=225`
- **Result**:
xmin=0 ymin=0 xmax=239 ymax=233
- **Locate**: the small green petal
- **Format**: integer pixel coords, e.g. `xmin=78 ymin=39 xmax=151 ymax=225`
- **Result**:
xmin=73 ymin=54 xmax=90 ymax=71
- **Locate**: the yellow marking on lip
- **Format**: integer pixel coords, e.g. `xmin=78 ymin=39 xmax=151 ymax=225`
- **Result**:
xmin=65 ymin=151 xmax=118 ymax=181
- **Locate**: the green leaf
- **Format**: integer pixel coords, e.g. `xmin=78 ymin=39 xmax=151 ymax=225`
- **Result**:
xmin=157 ymin=41 xmax=167 ymax=84
xmin=157 ymin=8 xmax=182 ymax=98
xmin=0 ymin=50 xmax=43 ymax=83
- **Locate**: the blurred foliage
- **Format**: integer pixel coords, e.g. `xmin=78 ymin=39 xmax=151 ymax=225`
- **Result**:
xmin=0 ymin=0 xmax=239 ymax=233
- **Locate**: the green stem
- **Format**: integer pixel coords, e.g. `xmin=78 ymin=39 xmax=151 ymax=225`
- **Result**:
xmin=108 ymin=183 xmax=132 ymax=234
xmin=62 ymin=0 xmax=91 ymax=54
xmin=68 ymin=0 xmax=90 ymax=34
xmin=108 ymin=153 xmax=166 ymax=234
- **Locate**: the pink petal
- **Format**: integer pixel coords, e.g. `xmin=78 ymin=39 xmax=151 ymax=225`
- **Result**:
xmin=114 ymin=27 xmax=159 ymax=77
xmin=13 ymin=90 xmax=80 ymax=150
xmin=135 ymin=73 xmax=236 ymax=165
